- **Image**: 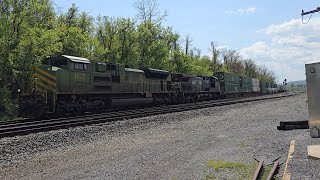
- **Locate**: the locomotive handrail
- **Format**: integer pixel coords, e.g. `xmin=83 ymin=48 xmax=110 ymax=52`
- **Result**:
xmin=34 ymin=78 xmax=48 ymax=104
xmin=32 ymin=77 xmax=56 ymax=93
xmin=34 ymin=76 xmax=57 ymax=111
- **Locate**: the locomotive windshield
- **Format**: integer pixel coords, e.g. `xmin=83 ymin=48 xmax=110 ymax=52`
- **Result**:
xmin=42 ymin=57 xmax=67 ymax=68
xmin=51 ymin=58 xmax=67 ymax=67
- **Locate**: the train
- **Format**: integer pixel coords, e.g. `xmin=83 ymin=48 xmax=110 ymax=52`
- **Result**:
xmin=19 ymin=55 xmax=282 ymax=117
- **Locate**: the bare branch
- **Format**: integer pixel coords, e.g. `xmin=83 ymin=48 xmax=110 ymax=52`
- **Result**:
xmin=133 ymin=0 xmax=167 ymax=23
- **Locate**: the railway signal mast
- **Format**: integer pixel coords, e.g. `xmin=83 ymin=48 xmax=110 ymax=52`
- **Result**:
xmin=301 ymin=7 xmax=320 ymax=24
xmin=301 ymin=7 xmax=320 ymax=16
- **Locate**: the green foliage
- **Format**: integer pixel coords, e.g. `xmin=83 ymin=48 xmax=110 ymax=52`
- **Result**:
xmin=0 ymin=87 xmax=17 ymax=121
xmin=190 ymin=56 xmax=212 ymax=76
xmin=207 ymin=160 xmax=246 ymax=171
xmin=0 ymin=0 xmax=277 ymax=119
xmin=220 ymin=50 xmax=276 ymax=82
xmin=206 ymin=160 xmax=258 ymax=180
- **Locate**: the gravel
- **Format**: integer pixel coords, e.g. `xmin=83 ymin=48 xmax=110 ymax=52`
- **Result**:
xmin=0 ymin=94 xmax=319 ymax=179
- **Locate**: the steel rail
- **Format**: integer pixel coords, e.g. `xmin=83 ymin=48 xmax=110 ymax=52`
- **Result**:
xmin=252 ymin=160 xmax=264 ymax=180
xmin=0 ymin=97 xmax=239 ymax=126
xmin=0 ymin=94 xmax=291 ymax=129
xmin=0 ymin=93 xmax=295 ymax=138
xmin=266 ymin=160 xmax=279 ymax=180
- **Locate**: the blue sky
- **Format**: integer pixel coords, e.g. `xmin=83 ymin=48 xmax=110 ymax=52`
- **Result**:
xmin=54 ymin=0 xmax=320 ymax=82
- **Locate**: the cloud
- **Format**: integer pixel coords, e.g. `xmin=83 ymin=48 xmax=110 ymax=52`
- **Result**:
xmin=240 ymin=17 xmax=320 ymax=81
xmin=216 ymin=46 xmax=228 ymax=51
xmin=225 ymin=7 xmax=256 ymax=15
xmin=240 ymin=41 xmax=269 ymax=59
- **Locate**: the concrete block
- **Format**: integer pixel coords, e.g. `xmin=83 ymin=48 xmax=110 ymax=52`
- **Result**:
xmin=308 ymin=145 xmax=320 ymax=159
xmin=310 ymin=128 xmax=320 ymax=138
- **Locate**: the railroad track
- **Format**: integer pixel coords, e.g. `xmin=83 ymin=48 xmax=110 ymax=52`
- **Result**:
xmin=0 ymin=93 xmax=295 ymax=138
xmin=252 ymin=159 xmax=280 ymax=180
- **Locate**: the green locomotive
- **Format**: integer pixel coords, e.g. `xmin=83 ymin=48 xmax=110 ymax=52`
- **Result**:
xmin=19 ymin=55 xmax=221 ymax=117
xmin=19 ymin=55 xmax=171 ymax=116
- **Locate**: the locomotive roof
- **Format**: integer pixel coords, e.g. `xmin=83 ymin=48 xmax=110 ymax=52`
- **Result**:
xmin=172 ymin=73 xmax=195 ymax=78
xmin=147 ymin=68 xmax=169 ymax=74
xmin=62 ymin=55 xmax=90 ymax=64
xmin=144 ymin=68 xmax=169 ymax=79
xmin=125 ymin=68 xmax=144 ymax=73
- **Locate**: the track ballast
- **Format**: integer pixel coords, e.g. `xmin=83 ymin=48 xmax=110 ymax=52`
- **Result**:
xmin=0 ymin=93 xmax=295 ymax=138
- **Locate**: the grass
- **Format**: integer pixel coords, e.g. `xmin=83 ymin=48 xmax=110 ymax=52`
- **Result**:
xmin=206 ymin=160 xmax=258 ymax=179
xmin=260 ymin=165 xmax=274 ymax=180
xmin=207 ymin=160 xmax=246 ymax=171
xmin=237 ymin=142 xmax=247 ymax=149
xmin=205 ymin=174 xmax=216 ymax=180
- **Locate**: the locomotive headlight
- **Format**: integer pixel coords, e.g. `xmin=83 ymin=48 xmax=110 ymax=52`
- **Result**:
xmin=18 ymin=89 xmax=21 ymax=93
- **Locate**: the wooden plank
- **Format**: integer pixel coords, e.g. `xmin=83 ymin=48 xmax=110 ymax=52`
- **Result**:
xmin=307 ymin=145 xmax=320 ymax=159
xmin=282 ymin=140 xmax=295 ymax=180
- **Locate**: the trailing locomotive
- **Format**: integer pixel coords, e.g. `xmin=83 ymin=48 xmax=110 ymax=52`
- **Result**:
xmin=19 ymin=55 xmax=279 ymax=117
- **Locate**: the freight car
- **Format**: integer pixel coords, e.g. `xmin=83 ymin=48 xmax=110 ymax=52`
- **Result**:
xmin=240 ymin=76 xmax=253 ymax=97
xmin=215 ymin=72 xmax=273 ymax=97
xmin=260 ymin=81 xmax=267 ymax=94
xmin=252 ymin=78 xmax=260 ymax=95
xmin=215 ymin=72 xmax=240 ymax=98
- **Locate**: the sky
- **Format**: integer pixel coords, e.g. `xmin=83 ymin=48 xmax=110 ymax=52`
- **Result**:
xmin=54 ymin=0 xmax=320 ymax=82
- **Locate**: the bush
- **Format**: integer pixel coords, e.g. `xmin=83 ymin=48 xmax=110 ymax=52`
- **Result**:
xmin=0 ymin=87 xmax=17 ymax=121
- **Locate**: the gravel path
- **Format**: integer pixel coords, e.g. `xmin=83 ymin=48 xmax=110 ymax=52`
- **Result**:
xmin=0 ymin=94 xmax=319 ymax=179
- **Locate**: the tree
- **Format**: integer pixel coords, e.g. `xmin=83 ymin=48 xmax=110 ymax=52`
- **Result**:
xmin=136 ymin=21 xmax=172 ymax=69
xmin=117 ymin=18 xmax=138 ymax=67
xmin=133 ymin=0 xmax=167 ymax=23
xmin=210 ymin=42 xmax=220 ymax=65
xmin=95 ymin=16 xmax=119 ymax=62
xmin=0 ymin=0 xmax=278 ymax=120
xmin=185 ymin=34 xmax=192 ymax=55
xmin=57 ymin=3 xmax=94 ymax=57
xmin=243 ymin=59 xmax=257 ymax=78
xmin=222 ymin=50 xmax=244 ymax=75
xmin=0 ymin=0 xmax=60 ymax=120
